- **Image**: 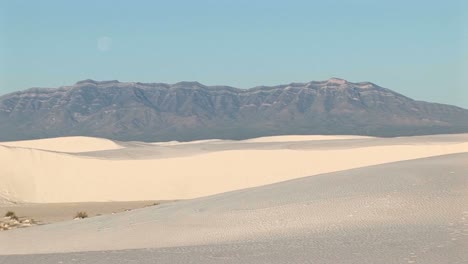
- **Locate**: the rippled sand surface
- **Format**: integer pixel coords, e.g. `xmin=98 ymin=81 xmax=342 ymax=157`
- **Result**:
xmin=0 ymin=153 xmax=467 ymax=263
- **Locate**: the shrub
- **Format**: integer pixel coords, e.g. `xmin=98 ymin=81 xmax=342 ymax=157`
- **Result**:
xmin=75 ymin=211 xmax=88 ymax=219
xmin=5 ymin=211 xmax=16 ymax=218
xmin=145 ymin=202 xmax=160 ymax=207
xmin=5 ymin=211 xmax=15 ymax=217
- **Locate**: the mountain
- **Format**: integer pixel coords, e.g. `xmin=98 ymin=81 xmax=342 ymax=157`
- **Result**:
xmin=0 ymin=78 xmax=467 ymax=142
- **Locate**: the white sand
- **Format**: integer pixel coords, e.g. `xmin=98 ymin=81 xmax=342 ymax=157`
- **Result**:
xmin=0 ymin=201 xmax=168 ymax=224
xmin=243 ymin=134 xmax=371 ymax=142
xmin=0 ymin=153 xmax=467 ymax=258
xmin=0 ymin=134 xmax=467 ymax=203
xmin=149 ymin=134 xmax=364 ymax=146
xmin=151 ymin=139 xmax=224 ymax=146
xmin=0 ymin=136 xmax=122 ymax=153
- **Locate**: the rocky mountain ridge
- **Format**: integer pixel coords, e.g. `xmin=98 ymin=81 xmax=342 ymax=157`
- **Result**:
xmin=0 ymin=78 xmax=467 ymax=142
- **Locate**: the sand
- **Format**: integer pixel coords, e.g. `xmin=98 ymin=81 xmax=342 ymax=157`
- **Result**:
xmin=0 ymin=136 xmax=122 ymax=153
xmin=0 ymin=201 xmax=168 ymax=224
xmin=0 ymin=134 xmax=467 ymax=203
xmin=0 ymin=153 xmax=466 ymax=263
xmin=243 ymin=134 xmax=371 ymax=142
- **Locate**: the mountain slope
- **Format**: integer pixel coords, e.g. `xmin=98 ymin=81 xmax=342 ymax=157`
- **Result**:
xmin=0 ymin=78 xmax=467 ymax=141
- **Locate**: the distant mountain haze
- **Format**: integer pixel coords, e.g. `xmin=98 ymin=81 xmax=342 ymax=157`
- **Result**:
xmin=0 ymin=78 xmax=467 ymax=142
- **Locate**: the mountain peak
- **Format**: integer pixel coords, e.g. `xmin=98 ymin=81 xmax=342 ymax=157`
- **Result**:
xmin=75 ymin=79 xmax=120 ymax=85
xmin=173 ymin=81 xmax=205 ymax=87
xmin=326 ymin=77 xmax=348 ymax=85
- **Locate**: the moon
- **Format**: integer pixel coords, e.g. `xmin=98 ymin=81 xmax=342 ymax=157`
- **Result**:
xmin=97 ymin=36 xmax=112 ymax=52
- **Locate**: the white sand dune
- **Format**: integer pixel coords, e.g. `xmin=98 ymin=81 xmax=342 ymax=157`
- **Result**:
xmin=151 ymin=139 xmax=225 ymax=146
xmin=0 ymin=153 xmax=466 ymax=263
xmin=243 ymin=134 xmax=371 ymax=142
xmin=0 ymin=134 xmax=467 ymax=204
xmin=147 ymin=135 xmax=368 ymax=146
xmin=0 ymin=136 xmax=122 ymax=153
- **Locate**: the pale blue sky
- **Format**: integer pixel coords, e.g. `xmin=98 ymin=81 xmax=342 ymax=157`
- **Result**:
xmin=1 ymin=0 xmax=467 ymax=107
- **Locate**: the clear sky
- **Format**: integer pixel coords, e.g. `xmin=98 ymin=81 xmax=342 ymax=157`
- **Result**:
xmin=1 ymin=0 xmax=467 ymax=108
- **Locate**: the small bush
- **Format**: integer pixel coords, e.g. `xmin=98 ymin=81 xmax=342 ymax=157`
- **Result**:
xmin=5 ymin=211 xmax=18 ymax=219
xmin=75 ymin=211 xmax=88 ymax=219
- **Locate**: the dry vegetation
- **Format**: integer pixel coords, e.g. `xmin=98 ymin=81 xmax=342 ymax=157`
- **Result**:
xmin=74 ymin=212 xmax=88 ymax=219
xmin=1 ymin=211 xmax=37 ymax=231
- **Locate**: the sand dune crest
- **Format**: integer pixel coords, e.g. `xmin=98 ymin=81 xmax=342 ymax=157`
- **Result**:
xmin=0 ymin=134 xmax=467 ymax=204
xmin=0 ymin=136 xmax=122 ymax=153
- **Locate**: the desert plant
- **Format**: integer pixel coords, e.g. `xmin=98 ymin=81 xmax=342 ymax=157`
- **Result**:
xmin=5 ymin=211 xmax=15 ymax=217
xmin=5 ymin=211 xmax=16 ymax=218
xmin=75 ymin=211 xmax=88 ymax=219
xmin=145 ymin=202 xmax=160 ymax=207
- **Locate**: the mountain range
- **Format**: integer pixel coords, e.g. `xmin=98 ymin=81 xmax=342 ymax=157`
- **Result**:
xmin=0 ymin=78 xmax=467 ymax=142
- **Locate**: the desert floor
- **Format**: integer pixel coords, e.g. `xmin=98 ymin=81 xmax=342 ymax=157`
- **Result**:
xmin=0 ymin=134 xmax=467 ymax=263
xmin=0 ymin=201 xmax=168 ymax=224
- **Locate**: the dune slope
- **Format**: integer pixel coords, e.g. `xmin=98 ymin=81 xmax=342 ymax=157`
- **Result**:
xmin=0 ymin=135 xmax=467 ymax=203
xmin=0 ymin=153 xmax=466 ymax=264
xmin=0 ymin=136 xmax=122 ymax=153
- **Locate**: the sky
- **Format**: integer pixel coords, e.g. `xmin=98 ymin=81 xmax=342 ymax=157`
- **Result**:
xmin=1 ymin=0 xmax=467 ymax=108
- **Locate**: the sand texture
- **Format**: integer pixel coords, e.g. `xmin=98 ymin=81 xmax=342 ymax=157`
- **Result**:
xmin=0 ymin=136 xmax=122 ymax=153
xmin=0 ymin=153 xmax=466 ymax=263
xmin=0 ymin=201 xmax=167 ymax=224
xmin=0 ymin=134 xmax=467 ymax=203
